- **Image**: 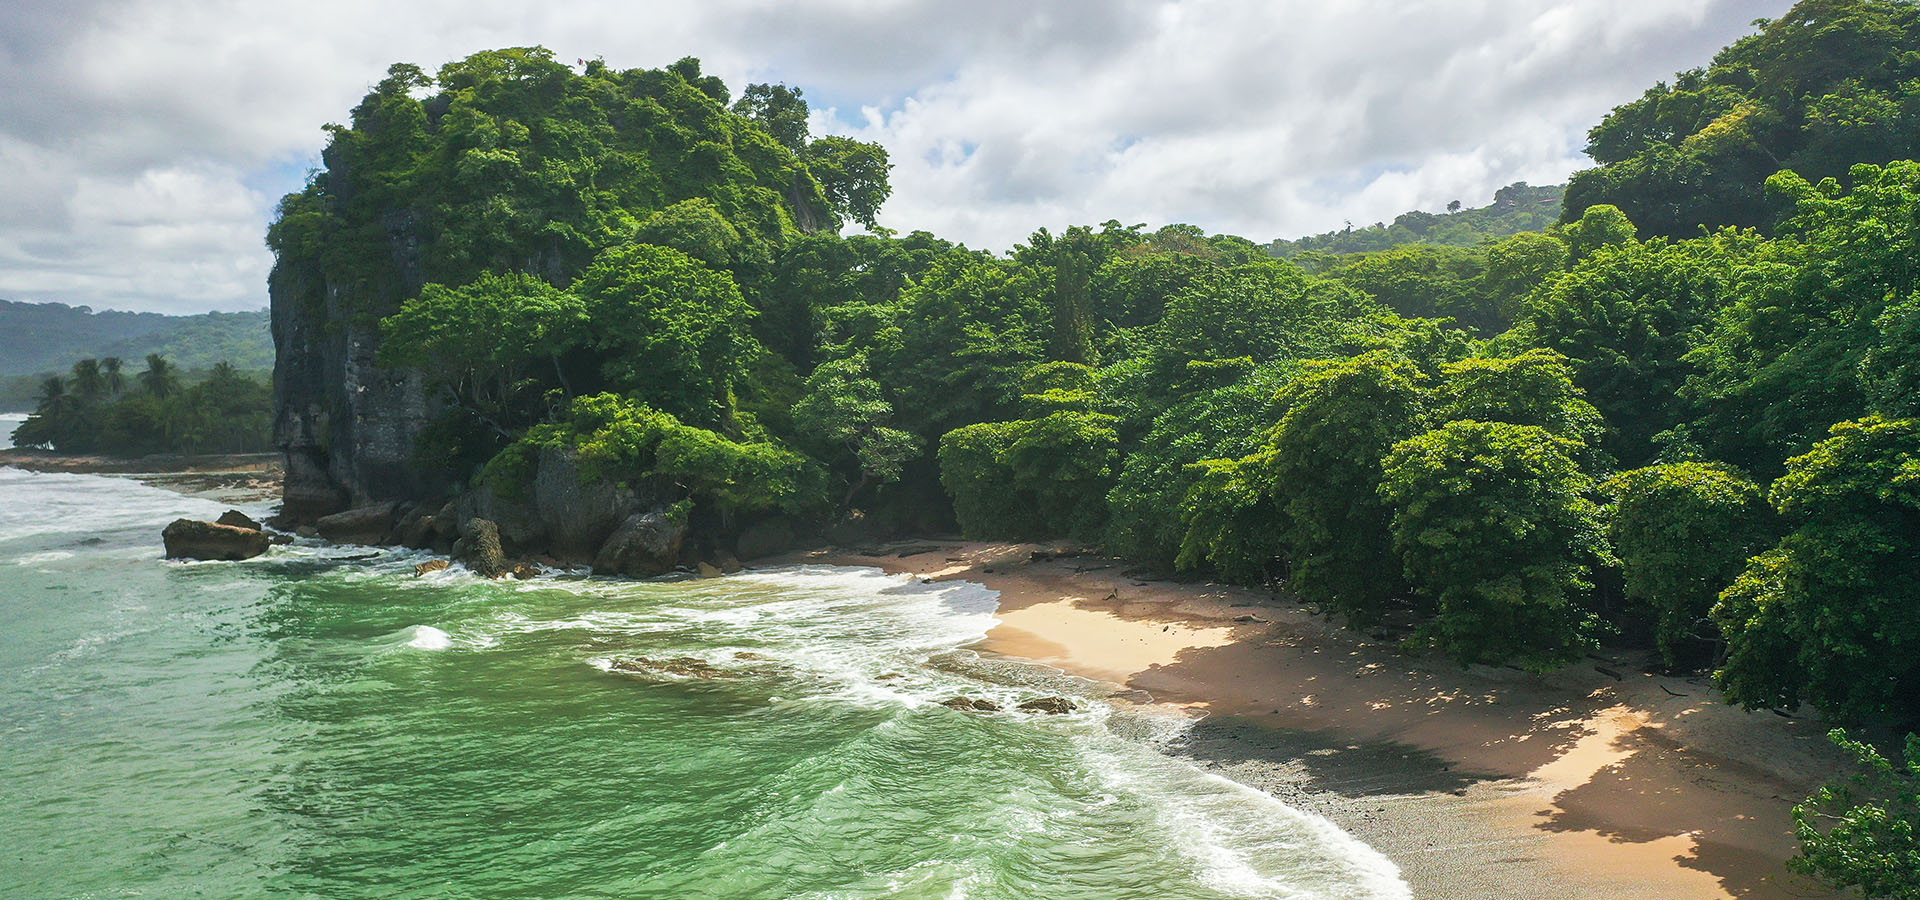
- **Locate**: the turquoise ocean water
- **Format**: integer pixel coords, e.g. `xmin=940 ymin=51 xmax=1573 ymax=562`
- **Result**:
xmin=0 ymin=464 xmax=1407 ymax=899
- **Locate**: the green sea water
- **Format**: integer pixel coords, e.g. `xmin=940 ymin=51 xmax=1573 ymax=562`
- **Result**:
xmin=0 ymin=466 xmax=1408 ymax=899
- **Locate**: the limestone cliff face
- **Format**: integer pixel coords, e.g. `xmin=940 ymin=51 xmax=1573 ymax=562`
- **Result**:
xmin=270 ymin=213 xmax=441 ymax=522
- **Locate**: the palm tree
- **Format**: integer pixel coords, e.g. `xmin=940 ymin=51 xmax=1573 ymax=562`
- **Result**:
xmin=101 ymin=356 xmax=125 ymax=398
xmin=35 ymin=375 xmax=69 ymax=414
xmin=138 ymin=353 xmax=179 ymax=399
xmin=70 ymin=358 xmax=105 ymax=401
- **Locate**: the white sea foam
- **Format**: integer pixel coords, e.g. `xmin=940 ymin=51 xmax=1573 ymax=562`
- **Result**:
xmin=0 ymin=466 xmax=265 ymax=549
xmin=406 ymin=625 xmax=454 ymax=650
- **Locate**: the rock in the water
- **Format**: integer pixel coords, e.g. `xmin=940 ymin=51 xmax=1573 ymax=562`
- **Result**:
xmin=456 ymin=518 xmax=509 ymax=578
xmin=608 ymin=656 xmax=726 ymax=679
xmin=215 ymin=509 xmax=262 ymax=531
xmin=592 ymin=508 xmax=690 ymax=578
xmin=162 ymin=518 xmax=269 ymax=561
xmin=314 ymin=502 xmax=400 ymax=545
xmin=697 ymin=561 xmax=722 ymax=578
xmin=940 ymin=697 xmax=1002 ymax=712
xmin=510 ymin=563 xmax=539 ymax=580
xmin=1016 ymin=697 xmax=1076 ymax=715
xmin=413 ymin=559 xmax=450 ymax=577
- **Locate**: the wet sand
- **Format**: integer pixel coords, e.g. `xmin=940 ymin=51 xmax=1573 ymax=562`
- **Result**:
xmin=797 ymin=539 xmax=1847 ymax=900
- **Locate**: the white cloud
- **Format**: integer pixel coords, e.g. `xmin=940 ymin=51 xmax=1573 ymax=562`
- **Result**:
xmin=0 ymin=0 xmax=1786 ymax=313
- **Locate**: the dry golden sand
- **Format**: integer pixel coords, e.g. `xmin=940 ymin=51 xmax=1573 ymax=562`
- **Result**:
xmin=796 ymin=540 xmax=1849 ymax=900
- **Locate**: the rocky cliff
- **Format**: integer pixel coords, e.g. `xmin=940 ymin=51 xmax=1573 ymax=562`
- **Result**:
xmin=270 ymin=213 xmax=439 ymax=522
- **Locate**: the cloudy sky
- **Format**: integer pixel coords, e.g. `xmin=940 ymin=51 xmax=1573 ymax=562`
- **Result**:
xmin=0 ymin=0 xmax=1788 ymax=315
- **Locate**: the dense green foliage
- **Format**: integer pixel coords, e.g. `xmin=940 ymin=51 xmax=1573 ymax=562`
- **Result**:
xmin=275 ymin=13 xmax=1919 ymax=747
xmin=1606 ymin=463 xmax=1775 ymax=666
xmin=0 ymin=301 xmax=272 ymax=385
xmin=13 ymin=356 xmax=270 ymax=455
xmin=1714 ymin=417 xmax=1920 ymax=724
xmin=1792 ymin=730 xmax=1920 ymax=899
xmin=485 ymin=393 xmax=822 ymax=521
xmin=1564 ymin=0 xmax=1920 ymax=236
xmin=1380 ymin=421 xmax=1608 ymax=671
xmin=1269 ymin=182 xmax=1563 ymax=257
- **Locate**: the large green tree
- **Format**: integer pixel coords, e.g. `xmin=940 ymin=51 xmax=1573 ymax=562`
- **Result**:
xmin=1714 ymin=415 xmax=1920 ymax=725
xmin=1380 ymin=421 xmax=1609 ymax=670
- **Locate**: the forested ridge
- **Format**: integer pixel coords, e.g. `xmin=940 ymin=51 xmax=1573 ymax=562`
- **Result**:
xmin=270 ymin=7 xmax=1919 ymax=892
xmin=0 ymin=301 xmax=272 ymax=380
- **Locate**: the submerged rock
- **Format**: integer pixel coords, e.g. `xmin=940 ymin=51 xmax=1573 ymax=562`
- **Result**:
xmin=1016 ymin=697 xmax=1076 ymax=715
xmin=609 ymin=656 xmax=727 ymax=679
xmin=940 ymin=697 xmax=1002 ymax=712
xmin=162 ymin=518 xmax=269 ymax=561
xmin=592 ymin=508 xmax=689 ymax=578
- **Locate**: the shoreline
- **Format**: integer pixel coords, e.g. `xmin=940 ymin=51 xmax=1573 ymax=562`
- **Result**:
xmin=0 ymin=450 xmax=283 ymax=503
xmin=94 ymin=457 xmax=1846 ymax=898
xmin=796 ymin=539 xmax=1847 ymax=900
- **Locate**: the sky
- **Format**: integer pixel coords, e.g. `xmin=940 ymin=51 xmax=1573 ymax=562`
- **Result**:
xmin=0 ymin=0 xmax=1790 ymax=315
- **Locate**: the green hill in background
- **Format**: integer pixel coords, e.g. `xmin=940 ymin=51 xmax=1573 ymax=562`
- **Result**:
xmin=0 ymin=300 xmax=271 ymax=377
xmin=1268 ymin=182 xmax=1564 ymax=257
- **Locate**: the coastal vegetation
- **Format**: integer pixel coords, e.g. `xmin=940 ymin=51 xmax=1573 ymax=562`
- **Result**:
xmin=12 ymin=355 xmax=271 ymax=455
xmin=265 ymin=5 xmax=1918 ymax=894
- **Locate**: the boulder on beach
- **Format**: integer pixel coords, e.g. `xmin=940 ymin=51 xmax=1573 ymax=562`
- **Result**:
xmin=314 ymin=502 xmax=400 ymax=545
xmin=162 ymin=518 xmax=269 ymax=561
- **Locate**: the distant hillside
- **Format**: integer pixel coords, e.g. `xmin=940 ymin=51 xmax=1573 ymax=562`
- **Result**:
xmin=1269 ymin=182 xmax=1563 ymax=258
xmin=0 ymin=300 xmax=272 ymax=377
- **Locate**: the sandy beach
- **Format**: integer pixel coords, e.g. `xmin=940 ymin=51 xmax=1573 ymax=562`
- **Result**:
xmin=801 ymin=539 xmax=1849 ymax=900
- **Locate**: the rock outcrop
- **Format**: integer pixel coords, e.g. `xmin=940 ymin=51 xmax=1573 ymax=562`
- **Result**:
xmin=215 ymin=509 xmax=262 ymax=531
xmin=1015 ymin=697 xmax=1077 ymax=715
xmin=314 ymin=502 xmax=401 ymax=545
xmin=592 ymin=508 xmax=690 ymax=578
xmin=163 ymin=519 xmax=270 ymax=561
xmin=453 ymin=518 xmax=509 ymax=578
xmin=534 ymin=447 xmax=648 ymax=560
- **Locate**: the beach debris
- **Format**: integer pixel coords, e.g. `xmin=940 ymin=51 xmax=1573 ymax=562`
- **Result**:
xmin=1659 ymin=683 xmax=1687 ymax=697
xmin=1595 ymin=665 xmax=1625 ymax=681
xmin=1233 ymin=614 xmax=1269 ymax=624
xmin=940 ymin=697 xmax=1002 ymax=712
xmin=413 ymin=559 xmax=450 ymax=577
xmin=1016 ymin=697 xmax=1076 ymax=715
xmin=162 ymin=518 xmax=270 ymax=561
